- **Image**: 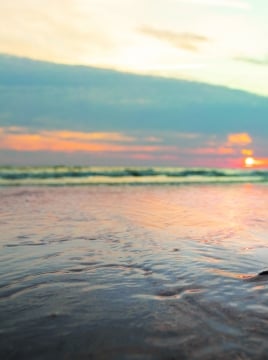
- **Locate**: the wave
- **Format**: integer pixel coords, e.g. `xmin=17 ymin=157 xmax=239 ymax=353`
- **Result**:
xmin=1 ymin=166 xmax=268 ymax=185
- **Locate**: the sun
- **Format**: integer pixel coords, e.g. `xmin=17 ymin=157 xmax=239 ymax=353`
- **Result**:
xmin=244 ymin=157 xmax=255 ymax=167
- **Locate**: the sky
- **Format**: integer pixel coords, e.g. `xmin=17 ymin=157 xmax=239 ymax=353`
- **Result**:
xmin=0 ymin=0 xmax=268 ymax=168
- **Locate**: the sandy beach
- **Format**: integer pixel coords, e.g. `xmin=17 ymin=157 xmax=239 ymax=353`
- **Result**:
xmin=1 ymin=184 xmax=268 ymax=359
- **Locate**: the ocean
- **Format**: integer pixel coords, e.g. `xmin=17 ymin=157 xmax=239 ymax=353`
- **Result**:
xmin=1 ymin=167 xmax=268 ymax=359
xmin=1 ymin=166 xmax=268 ymax=186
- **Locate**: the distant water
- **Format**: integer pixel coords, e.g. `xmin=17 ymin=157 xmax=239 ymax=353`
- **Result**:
xmin=1 ymin=166 xmax=268 ymax=185
xmin=1 ymin=183 xmax=268 ymax=359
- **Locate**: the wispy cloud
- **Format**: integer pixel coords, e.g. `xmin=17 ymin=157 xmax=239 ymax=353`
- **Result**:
xmin=139 ymin=26 xmax=209 ymax=52
xmin=1 ymin=126 xmax=266 ymax=168
xmin=189 ymin=147 xmax=235 ymax=155
xmin=0 ymin=127 xmax=176 ymax=154
xmin=235 ymin=55 xmax=268 ymax=66
xmin=41 ymin=130 xmax=136 ymax=143
xmin=0 ymin=0 xmax=113 ymax=64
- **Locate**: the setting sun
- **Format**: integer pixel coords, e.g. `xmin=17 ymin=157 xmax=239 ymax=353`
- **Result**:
xmin=244 ymin=157 xmax=255 ymax=167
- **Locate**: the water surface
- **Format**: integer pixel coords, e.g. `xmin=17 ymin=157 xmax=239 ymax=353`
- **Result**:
xmin=1 ymin=184 xmax=268 ymax=359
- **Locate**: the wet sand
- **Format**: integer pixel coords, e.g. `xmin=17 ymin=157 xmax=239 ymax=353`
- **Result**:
xmin=1 ymin=184 xmax=268 ymax=359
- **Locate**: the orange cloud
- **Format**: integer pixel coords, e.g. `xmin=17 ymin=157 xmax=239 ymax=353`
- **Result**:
xmin=0 ymin=128 xmax=175 ymax=154
xmin=241 ymin=149 xmax=253 ymax=156
xmin=228 ymin=133 xmax=252 ymax=146
xmin=41 ymin=130 xmax=135 ymax=143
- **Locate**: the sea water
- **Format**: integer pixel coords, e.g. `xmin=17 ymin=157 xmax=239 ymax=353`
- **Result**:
xmin=0 ymin=166 xmax=268 ymax=186
xmin=1 ymin=179 xmax=268 ymax=359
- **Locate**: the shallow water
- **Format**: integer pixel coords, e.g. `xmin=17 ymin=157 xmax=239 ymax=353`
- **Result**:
xmin=1 ymin=184 xmax=268 ymax=359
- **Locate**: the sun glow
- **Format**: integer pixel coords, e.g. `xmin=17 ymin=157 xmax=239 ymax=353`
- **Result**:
xmin=244 ymin=157 xmax=255 ymax=167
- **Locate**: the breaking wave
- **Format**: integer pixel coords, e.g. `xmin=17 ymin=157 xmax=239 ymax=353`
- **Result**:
xmin=1 ymin=166 xmax=268 ymax=185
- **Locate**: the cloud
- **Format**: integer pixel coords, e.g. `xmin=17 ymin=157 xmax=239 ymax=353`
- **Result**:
xmin=241 ymin=149 xmax=253 ymax=156
xmin=187 ymin=132 xmax=253 ymax=158
xmin=0 ymin=126 xmax=265 ymax=168
xmin=1 ymin=55 xmax=268 ymax=137
xmin=41 ymin=130 xmax=136 ymax=143
xmin=188 ymin=147 xmax=235 ymax=155
xmin=0 ymin=0 xmax=113 ymax=64
xmin=227 ymin=133 xmax=252 ymax=146
xmin=0 ymin=127 xmax=176 ymax=154
xmin=1 ymin=56 xmax=268 ymax=167
xmin=235 ymin=55 xmax=268 ymax=66
xmin=139 ymin=26 xmax=209 ymax=52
